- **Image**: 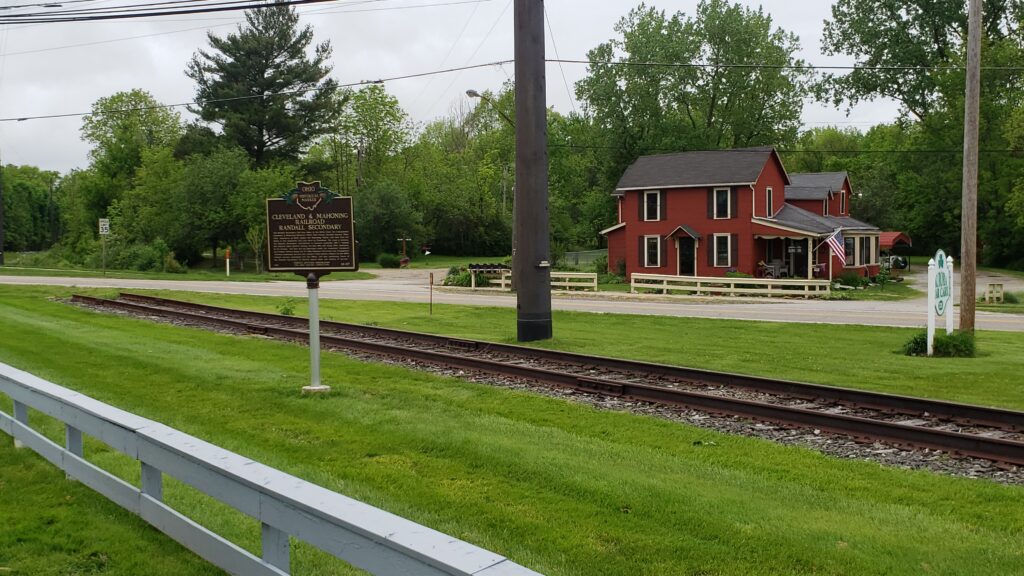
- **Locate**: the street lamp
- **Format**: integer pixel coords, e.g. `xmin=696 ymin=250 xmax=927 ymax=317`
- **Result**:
xmin=466 ymin=89 xmax=515 ymax=128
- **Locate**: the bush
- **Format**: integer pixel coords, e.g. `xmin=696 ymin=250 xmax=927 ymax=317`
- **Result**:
xmin=903 ymin=330 xmax=976 ymax=357
xmin=1004 ymin=292 xmax=1020 ymax=304
xmin=444 ymin=270 xmax=473 ymax=287
xmin=376 ymin=253 xmax=402 ymax=268
xmin=276 ymin=298 xmax=297 ymax=316
xmin=163 ymin=252 xmax=186 ymax=274
xmin=838 ymin=271 xmax=867 ymax=287
xmin=872 ymin=267 xmax=891 ymax=290
xmin=599 ymin=273 xmax=625 ymax=285
xmin=592 ymin=256 xmax=608 ymax=275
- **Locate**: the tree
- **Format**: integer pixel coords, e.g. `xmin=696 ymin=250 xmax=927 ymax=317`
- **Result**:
xmin=576 ymin=1 xmax=810 ymax=184
xmin=80 ymin=89 xmax=182 ymax=183
xmin=187 ymin=3 xmax=338 ymax=165
xmin=820 ymin=0 xmax=1023 ymax=119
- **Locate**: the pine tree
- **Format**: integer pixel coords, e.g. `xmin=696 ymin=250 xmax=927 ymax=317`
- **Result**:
xmin=186 ymin=3 xmax=338 ymax=165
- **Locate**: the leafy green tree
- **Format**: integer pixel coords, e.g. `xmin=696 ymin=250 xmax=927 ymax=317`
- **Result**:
xmin=576 ymin=1 xmax=810 ymax=184
xmin=180 ymin=147 xmax=252 ymax=262
xmin=187 ymin=3 xmax=338 ymax=165
xmin=354 ymin=180 xmax=423 ymax=260
xmin=81 ymin=89 xmax=182 ymax=183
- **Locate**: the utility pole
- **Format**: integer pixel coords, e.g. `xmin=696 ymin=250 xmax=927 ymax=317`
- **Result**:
xmin=960 ymin=0 xmax=982 ymax=332
xmin=513 ymin=0 xmax=552 ymax=341
xmin=0 ymin=149 xmax=5 ymax=267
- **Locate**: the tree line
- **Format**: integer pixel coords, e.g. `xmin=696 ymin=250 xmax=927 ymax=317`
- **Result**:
xmin=3 ymin=0 xmax=1024 ymax=272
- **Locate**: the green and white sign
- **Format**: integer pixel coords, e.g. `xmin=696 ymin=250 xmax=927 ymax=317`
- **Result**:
xmin=933 ymin=249 xmax=951 ymax=316
xmin=927 ymin=249 xmax=954 ymax=355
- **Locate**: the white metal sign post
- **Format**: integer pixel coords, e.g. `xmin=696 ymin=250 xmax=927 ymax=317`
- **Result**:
xmin=927 ymin=249 xmax=954 ymax=355
xmin=266 ymin=182 xmax=357 ymax=394
xmin=98 ymin=218 xmax=110 ymax=277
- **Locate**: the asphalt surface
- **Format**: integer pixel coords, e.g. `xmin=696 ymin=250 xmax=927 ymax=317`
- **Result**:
xmin=2 ymin=268 xmax=1022 ymax=331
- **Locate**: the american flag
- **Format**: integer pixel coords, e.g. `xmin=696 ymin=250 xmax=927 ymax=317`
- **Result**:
xmin=826 ymin=229 xmax=846 ymax=266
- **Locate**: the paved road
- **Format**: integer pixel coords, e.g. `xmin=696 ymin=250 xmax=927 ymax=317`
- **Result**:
xmin=2 ymin=269 xmax=1023 ymax=332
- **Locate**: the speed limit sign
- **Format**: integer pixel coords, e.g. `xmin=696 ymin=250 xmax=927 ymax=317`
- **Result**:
xmin=98 ymin=218 xmax=110 ymax=236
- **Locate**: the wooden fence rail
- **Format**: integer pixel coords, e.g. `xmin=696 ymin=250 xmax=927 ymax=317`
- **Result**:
xmin=630 ymin=273 xmax=831 ymax=298
xmin=0 ymin=362 xmax=540 ymax=576
xmin=489 ymin=271 xmax=598 ymax=292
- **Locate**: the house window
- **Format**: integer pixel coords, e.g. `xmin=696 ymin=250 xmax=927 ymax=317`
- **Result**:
xmin=824 ymin=196 xmax=830 ymax=215
xmin=860 ymin=237 xmax=871 ymax=266
xmin=766 ymin=187 xmax=773 ymax=217
xmin=874 ymin=236 xmax=880 ymax=264
xmin=644 ymin=190 xmax=660 ymax=221
xmin=714 ymin=234 xmax=731 ymax=267
xmin=840 ymin=191 xmax=846 ymax=214
xmin=714 ymin=188 xmax=730 ymax=219
xmin=844 ymin=236 xmax=855 ymax=265
xmin=644 ymin=235 xmax=660 ymax=268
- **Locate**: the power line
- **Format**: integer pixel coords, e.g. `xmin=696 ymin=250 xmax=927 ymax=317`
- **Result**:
xmin=548 ymin=58 xmax=1024 ymax=73
xmin=543 ymin=5 xmax=575 ymax=115
xmin=0 ymin=0 xmax=490 ymax=57
xmin=0 ymin=0 xmax=339 ymax=23
xmin=0 ymin=59 xmax=515 ymax=122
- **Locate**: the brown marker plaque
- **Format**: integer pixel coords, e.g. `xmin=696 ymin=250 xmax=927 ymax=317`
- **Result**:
xmin=266 ymin=182 xmax=357 ymax=272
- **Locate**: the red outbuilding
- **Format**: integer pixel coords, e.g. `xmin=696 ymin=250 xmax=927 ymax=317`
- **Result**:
xmin=601 ymin=147 xmax=881 ymax=280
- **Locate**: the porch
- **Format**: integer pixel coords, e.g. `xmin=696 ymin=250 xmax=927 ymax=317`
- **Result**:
xmin=755 ymin=235 xmax=829 ymax=280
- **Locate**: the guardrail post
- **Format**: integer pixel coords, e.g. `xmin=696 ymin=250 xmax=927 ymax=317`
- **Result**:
xmin=65 ymin=425 xmax=83 ymax=479
xmin=12 ymin=400 xmax=28 ymax=448
xmin=141 ymin=462 xmax=163 ymax=501
xmin=262 ymin=522 xmax=290 ymax=572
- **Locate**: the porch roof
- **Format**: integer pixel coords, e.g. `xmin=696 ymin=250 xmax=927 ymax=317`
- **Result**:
xmin=664 ymin=224 xmax=701 ymax=240
xmin=753 ymin=203 xmax=880 ymax=237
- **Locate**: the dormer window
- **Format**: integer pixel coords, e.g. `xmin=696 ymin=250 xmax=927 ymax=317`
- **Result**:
xmin=840 ymin=191 xmax=846 ymax=214
xmin=824 ymin=196 xmax=830 ymax=215
xmin=766 ymin=187 xmax=773 ymax=217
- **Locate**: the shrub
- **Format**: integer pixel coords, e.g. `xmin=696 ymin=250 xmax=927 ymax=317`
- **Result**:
xmin=1004 ymin=292 xmax=1020 ymax=304
xmin=903 ymin=330 xmax=976 ymax=357
xmin=838 ymin=271 xmax=865 ymax=287
xmin=873 ymin=267 xmax=891 ymax=290
xmin=615 ymin=259 xmax=626 ymax=277
xmin=592 ymin=256 xmax=609 ymax=275
xmin=276 ymin=298 xmax=297 ymax=316
xmin=376 ymin=253 xmax=402 ymax=268
xmin=599 ymin=273 xmax=625 ymax=285
xmin=163 ymin=252 xmax=186 ymax=274
xmin=444 ymin=271 xmax=473 ymax=287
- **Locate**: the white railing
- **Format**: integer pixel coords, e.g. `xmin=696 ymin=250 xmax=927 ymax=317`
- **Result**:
xmin=489 ymin=271 xmax=598 ymax=292
xmin=631 ymin=273 xmax=831 ymax=298
xmin=0 ymin=363 xmax=540 ymax=576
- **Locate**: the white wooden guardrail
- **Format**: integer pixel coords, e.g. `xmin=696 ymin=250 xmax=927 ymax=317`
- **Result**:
xmin=631 ymin=273 xmax=831 ymax=298
xmin=0 ymin=362 xmax=541 ymax=576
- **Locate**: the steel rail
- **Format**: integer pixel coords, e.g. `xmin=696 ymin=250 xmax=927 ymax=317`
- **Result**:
xmin=111 ymin=292 xmax=1024 ymax=431
xmin=71 ymin=294 xmax=1024 ymax=466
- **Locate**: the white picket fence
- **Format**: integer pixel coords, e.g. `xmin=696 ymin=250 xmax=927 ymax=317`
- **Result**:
xmin=631 ymin=273 xmax=831 ymax=298
xmin=0 ymin=362 xmax=540 ymax=576
xmin=488 ymin=271 xmax=598 ymax=292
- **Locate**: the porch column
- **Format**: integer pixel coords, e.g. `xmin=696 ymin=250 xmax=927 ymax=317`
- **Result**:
xmin=806 ymin=238 xmax=813 ymax=279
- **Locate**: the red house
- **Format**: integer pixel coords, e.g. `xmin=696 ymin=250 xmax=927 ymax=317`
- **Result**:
xmin=601 ymin=147 xmax=881 ymax=280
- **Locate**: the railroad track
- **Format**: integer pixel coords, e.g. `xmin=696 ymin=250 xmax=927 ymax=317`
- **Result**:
xmin=72 ymin=292 xmax=1024 ymax=467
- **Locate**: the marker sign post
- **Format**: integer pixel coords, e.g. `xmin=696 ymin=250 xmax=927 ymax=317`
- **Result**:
xmin=267 ymin=182 xmax=357 ymax=393
xmin=98 ymin=218 xmax=110 ymax=277
xmin=927 ymin=249 xmax=954 ymax=355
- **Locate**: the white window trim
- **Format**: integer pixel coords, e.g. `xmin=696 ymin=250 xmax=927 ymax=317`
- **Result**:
xmin=643 ymin=190 xmax=661 ymax=221
xmin=765 ymin=187 xmax=773 ymax=217
xmin=840 ymin=191 xmax=846 ymax=214
xmin=643 ymin=235 xmax=661 ymax=268
xmin=824 ymin=196 xmax=830 ymax=215
xmin=713 ymin=188 xmax=731 ymax=220
xmin=713 ymin=234 xmax=731 ymax=268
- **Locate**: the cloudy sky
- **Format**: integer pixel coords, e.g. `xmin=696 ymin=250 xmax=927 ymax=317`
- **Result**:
xmin=0 ymin=0 xmax=900 ymax=173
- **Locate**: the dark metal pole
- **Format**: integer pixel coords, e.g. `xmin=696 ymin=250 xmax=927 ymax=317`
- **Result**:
xmin=960 ymin=0 xmax=981 ymax=332
xmin=514 ymin=0 xmax=552 ymax=341
xmin=0 ymin=150 xmax=5 ymax=266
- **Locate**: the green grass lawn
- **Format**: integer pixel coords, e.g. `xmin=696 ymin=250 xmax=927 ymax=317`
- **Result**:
xmin=115 ymin=286 xmax=1024 ymax=411
xmin=359 ymin=254 xmax=509 ymax=270
xmin=0 ymin=285 xmax=1022 ymax=575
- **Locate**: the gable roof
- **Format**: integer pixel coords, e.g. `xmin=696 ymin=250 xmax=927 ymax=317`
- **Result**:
xmin=880 ymin=231 xmax=913 ymax=249
xmin=615 ymin=147 xmax=787 ymax=193
xmin=785 ymin=172 xmax=848 ymax=201
xmin=756 ymin=203 xmax=879 ymax=236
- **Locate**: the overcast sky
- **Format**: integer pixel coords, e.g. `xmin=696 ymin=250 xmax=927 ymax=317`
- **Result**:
xmin=0 ymin=0 xmax=900 ymax=173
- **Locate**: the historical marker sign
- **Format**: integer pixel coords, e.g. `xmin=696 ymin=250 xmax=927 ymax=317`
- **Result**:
xmin=266 ymin=182 xmax=357 ymax=272
xmin=927 ymin=249 xmax=954 ymax=355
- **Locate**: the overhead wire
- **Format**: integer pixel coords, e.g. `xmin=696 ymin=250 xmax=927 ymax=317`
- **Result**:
xmin=0 ymin=59 xmax=515 ymax=122
xmin=543 ymin=5 xmax=574 ymax=114
xmin=0 ymin=0 xmax=339 ymax=23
